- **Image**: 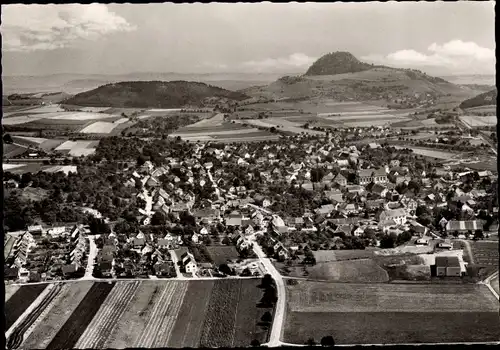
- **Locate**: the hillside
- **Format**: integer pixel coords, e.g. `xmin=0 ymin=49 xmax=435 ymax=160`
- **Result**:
xmin=459 ymin=89 xmax=497 ymax=109
xmin=305 ymin=51 xmax=375 ymax=76
xmin=62 ymin=81 xmax=249 ymax=108
xmin=242 ymin=52 xmax=481 ymax=106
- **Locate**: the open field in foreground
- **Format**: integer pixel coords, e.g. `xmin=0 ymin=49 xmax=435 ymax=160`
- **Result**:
xmin=15 ymin=279 xmax=271 ymax=349
xmin=5 ymin=284 xmax=48 ymax=330
xmin=285 ymin=312 xmax=500 ymax=344
xmin=284 ymin=280 xmax=500 ymax=344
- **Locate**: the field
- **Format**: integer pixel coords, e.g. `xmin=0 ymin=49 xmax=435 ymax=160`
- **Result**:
xmin=80 ymin=121 xmax=119 ymax=134
xmin=5 ymin=284 xmax=48 ymax=330
xmin=305 ymin=259 xmax=389 ymax=283
xmin=3 ymin=163 xmax=28 ymax=171
xmin=491 ymin=275 xmax=499 ymax=295
xmin=234 ymin=118 xmax=324 ymax=135
xmin=22 ymin=281 xmax=95 ymax=349
xmin=393 ymin=145 xmax=460 ymax=160
xmin=2 ymin=111 xmax=118 ymax=126
xmin=5 ymin=284 xmax=21 ymax=302
xmin=172 ymin=119 xmax=280 ymax=143
xmin=3 ymin=144 xmax=29 ymax=158
xmin=469 ymin=241 xmax=499 ymax=266
xmin=15 ymin=279 xmax=272 ymax=349
xmin=43 ymin=165 xmax=78 ymax=175
xmin=284 ymin=280 xmax=500 ymax=344
xmin=206 ymin=245 xmax=240 ymax=265
xmin=54 ymin=140 xmax=98 ymax=156
xmin=460 ymin=115 xmax=497 ymax=128
xmin=312 ymin=249 xmax=377 ymax=263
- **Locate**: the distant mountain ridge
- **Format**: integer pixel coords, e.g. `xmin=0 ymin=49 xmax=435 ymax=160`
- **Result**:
xmin=62 ymin=81 xmax=249 ymax=108
xmin=305 ymin=51 xmax=376 ymax=76
xmin=241 ymin=51 xmax=481 ymax=105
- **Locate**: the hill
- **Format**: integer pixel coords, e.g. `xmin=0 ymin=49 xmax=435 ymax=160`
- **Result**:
xmin=305 ymin=51 xmax=375 ymax=76
xmin=459 ymin=89 xmax=497 ymax=109
xmin=62 ymin=81 xmax=249 ymax=108
xmin=242 ymin=52 xmax=481 ymax=106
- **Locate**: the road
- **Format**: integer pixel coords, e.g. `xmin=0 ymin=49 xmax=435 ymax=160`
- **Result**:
xmin=169 ymin=250 xmax=186 ymax=280
xmin=82 ymin=236 xmax=97 ymax=280
xmin=250 ymin=237 xmax=286 ymax=347
xmin=206 ymin=169 xmax=221 ymax=200
xmin=143 ymin=189 xmax=154 ymax=216
xmin=479 ymin=270 xmax=499 ymax=300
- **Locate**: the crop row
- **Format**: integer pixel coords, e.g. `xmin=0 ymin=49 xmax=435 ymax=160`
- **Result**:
xmin=46 ymin=282 xmax=115 ymax=349
xmin=75 ymin=281 xmax=141 ymax=349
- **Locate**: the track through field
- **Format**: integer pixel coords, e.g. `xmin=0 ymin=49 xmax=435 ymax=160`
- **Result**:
xmin=7 ymin=284 xmax=63 ymax=350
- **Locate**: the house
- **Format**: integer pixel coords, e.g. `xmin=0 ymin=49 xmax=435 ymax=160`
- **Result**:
xmin=27 ymin=225 xmax=43 ymax=235
xmin=193 ymin=208 xmax=220 ymax=223
xmin=370 ymin=183 xmax=388 ymax=198
xmin=379 ymin=208 xmax=407 ymax=226
xmin=333 ymin=173 xmax=347 ymax=187
xmin=133 ymin=237 xmax=146 ymax=249
xmin=62 ymin=263 xmax=78 ymax=277
xmin=322 ymin=172 xmax=335 ymax=183
xmin=262 ymin=199 xmax=271 ymax=208
xmin=48 ymin=226 xmax=66 ymax=236
xmin=434 ymin=256 xmax=462 ymax=277
xmin=445 ymin=220 xmax=484 ymax=234
xmin=5 ymin=267 xmax=19 ymax=280
xmin=226 ymin=214 xmax=243 ymax=227
xmin=180 ymin=252 xmax=198 ymax=274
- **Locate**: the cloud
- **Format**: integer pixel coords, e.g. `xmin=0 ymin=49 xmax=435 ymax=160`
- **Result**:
xmin=241 ymin=53 xmax=317 ymax=72
xmin=2 ymin=4 xmax=136 ymax=52
xmin=361 ymin=40 xmax=495 ymax=74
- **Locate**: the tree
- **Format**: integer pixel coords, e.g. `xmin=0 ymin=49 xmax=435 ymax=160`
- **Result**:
xmin=396 ymin=231 xmax=413 ymax=246
xmin=219 ymin=263 xmax=232 ymax=275
xmin=306 ymin=338 xmax=316 ymax=346
xmin=321 ymin=336 xmax=335 ymax=347
xmin=261 ymin=273 xmax=274 ymax=288
xmin=474 ymin=230 xmax=484 ymax=240
xmin=250 ymin=339 xmax=261 ymax=347
xmin=3 ymin=133 xmax=13 ymax=144
xmin=151 ymin=211 xmax=166 ymax=226
xmin=380 ymin=234 xmax=396 ymax=249
xmin=261 ymin=311 xmax=273 ymax=324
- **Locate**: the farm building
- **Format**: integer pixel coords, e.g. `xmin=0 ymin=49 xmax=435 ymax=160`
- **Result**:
xmin=445 ymin=220 xmax=484 ymax=234
xmin=434 ymin=256 xmax=463 ymax=277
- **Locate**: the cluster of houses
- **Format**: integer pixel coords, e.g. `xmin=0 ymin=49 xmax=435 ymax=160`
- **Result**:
xmin=4 ymin=224 xmax=89 ymax=282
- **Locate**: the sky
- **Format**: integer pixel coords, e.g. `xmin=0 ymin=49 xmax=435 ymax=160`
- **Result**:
xmin=1 ymin=2 xmax=496 ymax=77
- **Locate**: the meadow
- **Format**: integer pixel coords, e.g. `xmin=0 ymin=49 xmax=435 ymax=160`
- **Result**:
xmin=460 ymin=115 xmax=497 ymax=128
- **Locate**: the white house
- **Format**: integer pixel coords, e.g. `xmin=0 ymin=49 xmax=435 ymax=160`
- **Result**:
xmin=379 ymin=208 xmax=407 ymax=226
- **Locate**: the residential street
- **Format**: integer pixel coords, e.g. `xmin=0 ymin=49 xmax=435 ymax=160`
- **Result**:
xmin=251 ymin=238 xmax=286 ymax=347
xmin=82 ymin=236 xmax=97 ymax=280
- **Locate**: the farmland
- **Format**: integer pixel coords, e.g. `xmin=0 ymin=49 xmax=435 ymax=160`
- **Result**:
xmin=304 ymin=259 xmax=390 ymax=283
xmin=5 ymin=284 xmax=48 ymax=330
xmin=393 ymin=145 xmax=460 ymax=160
xmin=171 ymin=117 xmax=280 ymax=143
xmin=54 ymin=140 xmax=98 ymax=156
xmin=46 ymin=282 xmax=116 ymax=349
xmin=460 ymin=115 xmax=497 ymax=128
xmin=13 ymin=279 xmax=272 ymax=349
xmin=284 ymin=280 xmax=500 ymax=344
xmin=206 ymin=245 xmax=240 ymax=265
xmin=22 ymin=281 xmax=95 ymax=349
xmin=469 ymin=241 xmax=499 ymax=266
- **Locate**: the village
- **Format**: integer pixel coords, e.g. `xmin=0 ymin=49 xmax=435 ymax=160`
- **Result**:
xmin=4 ymin=131 xmax=498 ymax=284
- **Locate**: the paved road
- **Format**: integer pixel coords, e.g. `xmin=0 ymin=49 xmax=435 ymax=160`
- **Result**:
xmin=480 ymin=270 xmax=499 ymax=300
xmin=251 ymin=238 xmax=286 ymax=347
